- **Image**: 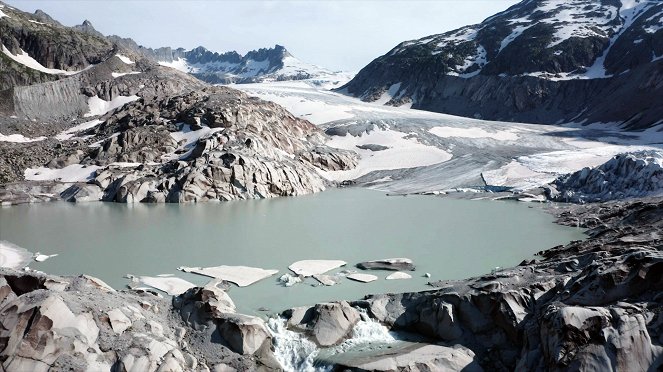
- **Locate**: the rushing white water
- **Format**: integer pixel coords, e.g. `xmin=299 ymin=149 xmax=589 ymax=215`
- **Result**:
xmin=268 ymin=317 xmax=322 ymax=372
xmin=268 ymin=309 xmax=397 ymax=371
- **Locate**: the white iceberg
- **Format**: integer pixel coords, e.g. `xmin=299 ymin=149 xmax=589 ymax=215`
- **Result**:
xmin=347 ymin=273 xmax=379 ymax=283
xmin=288 ymin=260 xmax=347 ymax=277
xmin=179 ymin=265 xmax=278 ymax=287
xmin=386 ymin=272 xmax=412 ymax=280
xmin=138 ymin=276 xmax=196 ymax=296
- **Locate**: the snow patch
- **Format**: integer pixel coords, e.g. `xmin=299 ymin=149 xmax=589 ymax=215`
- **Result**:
xmin=55 ymin=119 xmax=102 ymax=140
xmin=158 ymin=58 xmax=190 ymax=73
xmin=321 ymin=127 xmax=452 ymax=181
xmin=111 ymin=71 xmax=141 ymax=78
xmin=84 ymin=95 xmax=139 ymax=117
xmin=24 ymin=164 xmax=100 ymax=182
xmin=138 ymin=276 xmax=196 ymax=296
xmin=374 ymin=83 xmax=402 ymax=105
xmin=178 ymin=265 xmax=279 ymax=287
xmin=115 ymin=54 xmax=135 ymax=64
xmin=2 ymin=45 xmax=79 ymax=75
xmin=0 ymin=132 xmax=46 ymax=143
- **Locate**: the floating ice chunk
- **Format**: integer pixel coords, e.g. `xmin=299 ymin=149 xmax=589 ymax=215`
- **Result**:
xmin=0 ymin=241 xmax=33 ymax=269
xmin=33 ymin=252 xmax=58 ymax=262
xmin=313 ymin=274 xmax=339 ymax=286
xmin=386 ymin=272 xmax=412 ymax=280
xmin=138 ymin=276 xmax=196 ymax=296
xmin=288 ymin=260 xmax=347 ymax=277
xmin=279 ymin=273 xmax=302 ymax=287
xmin=347 ymin=273 xmax=379 ymax=283
xmin=179 ymin=265 xmax=279 ymax=287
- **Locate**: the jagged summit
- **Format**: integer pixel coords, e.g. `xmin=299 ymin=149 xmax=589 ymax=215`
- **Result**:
xmin=0 ymin=4 xmax=338 ymax=89
xmin=341 ymin=0 xmax=663 ymax=129
xmin=154 ymin=44 xmax=335 ymax=84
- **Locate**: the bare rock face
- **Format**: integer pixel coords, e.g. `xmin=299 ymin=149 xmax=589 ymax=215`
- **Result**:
xmin=283 ymin=300 xmax=361 ymax=347
xmin=0 ymin=86 xmax=358 ymax=204
xmin=172 ymin=285 xmax=274 ymax=359
xmin=549 ymin=151 xmax=663 ymax=203
xmin=348 ymin=197 xmax=663 ymax=371
xmin=331 ymin=342 xmax=483 ymax=372
xmin=0 ymin=269 xmax=266 ymax=371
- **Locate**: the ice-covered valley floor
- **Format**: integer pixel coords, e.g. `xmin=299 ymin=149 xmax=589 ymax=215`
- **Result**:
xmin=236 ymin=80 xmax=663 ymax=195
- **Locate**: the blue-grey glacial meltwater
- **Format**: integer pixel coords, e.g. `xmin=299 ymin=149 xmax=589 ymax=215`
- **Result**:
xmin=0 ymin=188 xmax=584 ymax=314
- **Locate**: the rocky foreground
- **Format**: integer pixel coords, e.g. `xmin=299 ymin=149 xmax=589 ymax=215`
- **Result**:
xmin=1 ymin=196 xmax=662 ymax=371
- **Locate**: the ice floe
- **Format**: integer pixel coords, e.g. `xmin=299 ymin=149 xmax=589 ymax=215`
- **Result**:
xmin=138 ymin=276 xmax=196 ymax=296
xmin=288 ymin=260 xmax=347 ymax=277
xmin=386 ymin=272 xmax=413 ymax=280
xmin=179 ymin=265 xmax=279 ymax=287
xmin=347 ymin=273 xmax=379 ymax=283
xmin=34 ymin=252 xmax=58 ymax=262
xmin=278 ymin=273 xmax=302 ymax=287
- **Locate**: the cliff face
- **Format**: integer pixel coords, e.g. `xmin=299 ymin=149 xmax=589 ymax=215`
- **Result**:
xmin=341 ymin=0 xmax=663 ymax=128
xmin=0 ymin=2 xmax=114 ymax=91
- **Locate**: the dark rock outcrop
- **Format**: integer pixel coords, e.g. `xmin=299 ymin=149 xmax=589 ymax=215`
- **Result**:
xmin=0 ymin=268 xmax=269 ymax=371
xmin=349 ymin=197 xmax=663 ymax=371
xmin=0 ymin=86 xmax=358 ymax=204
xmin=340 ymin=0 xmax=663 ymax=129
xmin=548 ymin=151 xmax=663 ymax=203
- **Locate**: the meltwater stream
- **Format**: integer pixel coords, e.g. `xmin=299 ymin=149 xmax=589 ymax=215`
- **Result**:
xmin=0 ymin=188 xmax=585 ymax=315
xmin=268 ymin=310 xmax=398 ymax=371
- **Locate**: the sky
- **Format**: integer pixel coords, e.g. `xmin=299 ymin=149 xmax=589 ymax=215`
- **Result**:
xmin=6 ymin=0 xmax=520 ymax=71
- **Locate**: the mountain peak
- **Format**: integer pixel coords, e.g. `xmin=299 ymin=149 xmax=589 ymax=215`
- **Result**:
xmin=73 ymin=19 xmax=104 ymax=38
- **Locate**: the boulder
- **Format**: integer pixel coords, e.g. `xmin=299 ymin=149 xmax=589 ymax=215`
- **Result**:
xmin=286 ymin=301 xmax=361 ymax=347
xmin=217 ymin=314 xmax=271 ymax=355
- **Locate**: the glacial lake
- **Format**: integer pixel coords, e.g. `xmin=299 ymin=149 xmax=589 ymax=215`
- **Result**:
xmin=0 ymin=188 xmax=584 ymax=315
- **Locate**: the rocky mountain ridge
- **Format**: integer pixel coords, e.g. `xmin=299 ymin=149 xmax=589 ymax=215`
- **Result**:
xmin=0 ymin=2 xmax=357 ymax=204
xmin=341 ymin=0 xmax=663 ymax=129
xmin=0 ymin=2 xmax=339 ymax=92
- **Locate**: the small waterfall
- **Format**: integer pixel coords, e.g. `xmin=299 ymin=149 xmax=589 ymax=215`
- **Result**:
xmin=268 ymin=317 xmax=329 ymax=372
xmin=268 ymin=310 xmax=397 ymax=371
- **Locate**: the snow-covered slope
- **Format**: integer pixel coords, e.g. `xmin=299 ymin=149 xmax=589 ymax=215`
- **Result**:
xmin=238 ymin=79 xmax=663 ymax=195
xmin=341 ymin=0 xmax=663 ymax=129
xmin=156 ymin=45 xmax=344 ymax=84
